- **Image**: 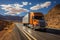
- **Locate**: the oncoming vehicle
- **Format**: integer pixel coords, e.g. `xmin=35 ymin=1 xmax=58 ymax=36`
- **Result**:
xmin=22 ymin=12 xmax=46 ymax=29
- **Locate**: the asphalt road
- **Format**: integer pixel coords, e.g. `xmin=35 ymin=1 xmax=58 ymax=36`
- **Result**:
xmin=15 ymin=23 xmax=60 ymax=40
xmin=0 ymin=23 xmax=60 ymax=40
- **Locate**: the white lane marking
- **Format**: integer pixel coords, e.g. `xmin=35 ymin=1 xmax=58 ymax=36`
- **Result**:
xmin=21 ymin=30 xmax=32 ymax=40
xmin=15 ymin=23 xmax=37 ymax=40
xmin=15 ymin=24 xmax=31 ymax=40
xmin=24 ymin=30 xmax=37 ymax=40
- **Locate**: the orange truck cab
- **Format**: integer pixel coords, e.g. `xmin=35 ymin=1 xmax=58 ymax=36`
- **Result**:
xmin=22 ymin=12 xmax=46 ymax=29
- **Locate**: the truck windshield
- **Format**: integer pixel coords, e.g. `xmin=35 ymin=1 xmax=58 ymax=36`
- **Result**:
xmin=33 ymin=16 xmax=44 ymax=20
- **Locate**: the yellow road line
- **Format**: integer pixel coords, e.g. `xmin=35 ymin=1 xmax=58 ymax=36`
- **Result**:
xmin=24 ymin=30 xmax=37 ymax=40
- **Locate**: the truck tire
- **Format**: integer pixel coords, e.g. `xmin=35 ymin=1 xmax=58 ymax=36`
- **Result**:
xmin=23 ymin=24 xmax=26 ymax=26
xmin=23 ymin=24 xmax=28 ymax=26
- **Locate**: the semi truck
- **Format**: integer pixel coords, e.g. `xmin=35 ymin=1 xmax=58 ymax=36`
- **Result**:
xmin=22 ymin=12 xmax=46 ymax=29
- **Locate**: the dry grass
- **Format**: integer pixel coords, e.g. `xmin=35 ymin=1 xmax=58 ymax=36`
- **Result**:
xmin=0 ymin=20 xmax=14 ymax=31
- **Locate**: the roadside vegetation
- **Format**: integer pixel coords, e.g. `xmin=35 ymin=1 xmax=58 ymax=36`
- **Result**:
xmin=0 ymin=20 xmax=14 ymax=31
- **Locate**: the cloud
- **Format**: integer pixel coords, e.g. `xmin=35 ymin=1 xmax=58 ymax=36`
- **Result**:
xmin=40 ymin=1 xmax=51 ymax=8
xmin=30 ymin=4 xmax=41 ymax=10
xmin=22 ymin=2 xmax=28 ymax=5
xmin=30 ymin=1 xmax=51 ymax=10
xmin=29 ymin=2 xmax=32 ymax=5
xmin=0 ymin=4 xmax=29 ymax=15
xmin=22 ymin=2 xmax=32 ymax=5
xmin=14 ymin=4 xmax=24 ymax=7
xmin=4 ymin=13 xmax=16 ymax=16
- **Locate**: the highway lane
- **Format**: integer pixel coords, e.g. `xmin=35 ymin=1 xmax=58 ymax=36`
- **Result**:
xmin=15 ymin=23 xmax=37 ymax=40
xmin=16 ymin=23 xmax=60 ymax=40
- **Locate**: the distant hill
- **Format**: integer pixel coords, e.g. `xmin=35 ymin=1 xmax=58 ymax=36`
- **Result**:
xmin=45 ymin=4 xmax=60 ymax=29
xmin=0 ymin=14 xmax=5 ymax=20
xmin=0 ymin=14 xmax=23 ymax=22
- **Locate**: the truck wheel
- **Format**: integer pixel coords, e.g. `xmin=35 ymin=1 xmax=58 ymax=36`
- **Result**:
xmin=33 ymin=28 xmax=36 ymax=30
xmin=23 ymin=24 xmax=26 ymax=26
xmin=23 ymin=24 xmax=28 ymax=27
xmin=32 ymin=26 xmax=36 ymax=30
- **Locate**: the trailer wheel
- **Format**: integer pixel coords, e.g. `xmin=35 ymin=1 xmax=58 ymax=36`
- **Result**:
xmin=33 ymin=28 xmax=36 ymax=30
xmin=23 ymin=24 xmax=25 ymax=26
xmin=23 ymin=24 xmax=28 ymax=27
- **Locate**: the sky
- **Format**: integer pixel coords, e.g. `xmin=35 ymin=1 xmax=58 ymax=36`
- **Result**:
xmin=0 ymin=0 xmax=60 ymax=16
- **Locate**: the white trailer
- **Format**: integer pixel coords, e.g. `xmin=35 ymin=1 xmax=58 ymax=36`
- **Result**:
xmin=22 ymin=13 xmax=29 ymax=26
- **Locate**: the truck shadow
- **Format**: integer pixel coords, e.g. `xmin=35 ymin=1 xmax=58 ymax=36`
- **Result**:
xmin=35 ymin=28 xmax=60 ymax=35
